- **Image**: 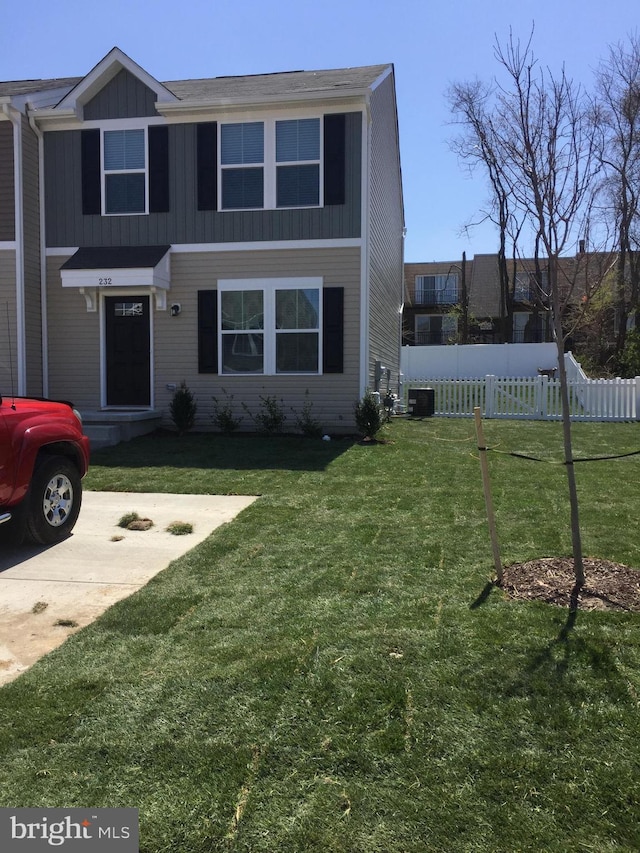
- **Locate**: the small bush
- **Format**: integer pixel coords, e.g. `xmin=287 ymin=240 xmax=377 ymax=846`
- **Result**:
xmin=212 ymin=388 xmax=243 ymax=433
xmin=292 ymin=391 xmax=323 ymax=438
xmin=243 ymin=395 xmax=286 ymax=433
xmin=355 ymin=390 xmax=383 ymax=439
xmin=166 ymin=521 xmax=193 ymax=536
xmin=170 ymin=381 xmax=197 ymax=435
xmin=118 ymin=512 xmax=140 ymax=529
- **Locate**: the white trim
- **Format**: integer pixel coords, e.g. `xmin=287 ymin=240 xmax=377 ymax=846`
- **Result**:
xmin=2 ymin=103 xmax=25 ymax=395
xmin=0 ymin=241 xmax=17 ymax=250
xmin=27 ymin=113 xmax=49 ymax=396
xmin=169 ymin=238 xmax=361 ymax=253
xmin=359 ymin=104 xmax=371 ymax=397
xmin=47 ymin=239 xmax=361 ymax=258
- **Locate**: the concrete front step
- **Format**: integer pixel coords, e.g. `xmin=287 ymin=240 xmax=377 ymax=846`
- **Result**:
xmin=81 ymin=409 xmax=162 ymax=449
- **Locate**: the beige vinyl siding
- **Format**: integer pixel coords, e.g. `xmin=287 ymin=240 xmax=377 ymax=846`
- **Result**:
xmin=46 ymin=255 xmax=101 ymax=406
xmin=0 ymin=251 xmax=17 ymax=390
xmin=21 ymin=117 xmax=43 ymax=395
xmin=45 ymin=247 xmax=361 ymax=431
xmin=0 ymin=121 xmax=15 ymax=241
xmin=158 ymin=247 xmax=362 ymax=432
xmin=366 ymin=71 xmax=404 ymax=391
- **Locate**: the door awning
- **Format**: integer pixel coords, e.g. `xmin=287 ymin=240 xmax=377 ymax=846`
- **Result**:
xmin=60 ymin=245 xmax=171 ymax=311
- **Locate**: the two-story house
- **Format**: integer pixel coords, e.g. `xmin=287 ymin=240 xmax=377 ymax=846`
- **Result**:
xmin=2 ymin=48 xmax=404 ymax=439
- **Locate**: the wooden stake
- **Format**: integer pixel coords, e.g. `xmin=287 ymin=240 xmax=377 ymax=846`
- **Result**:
xmin=474 ymin=407 xmax=503 ymax=582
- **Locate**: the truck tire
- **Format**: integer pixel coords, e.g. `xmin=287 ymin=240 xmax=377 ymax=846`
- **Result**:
xmin=25 ymin=456 xmax=83 ymax=545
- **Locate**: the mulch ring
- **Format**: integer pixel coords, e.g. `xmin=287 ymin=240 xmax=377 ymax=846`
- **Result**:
xmin=499 ymin=557 xmax=640 ymax=612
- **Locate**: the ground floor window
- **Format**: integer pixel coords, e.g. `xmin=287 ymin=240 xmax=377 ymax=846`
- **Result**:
xmin=219 ymin=278 xmax=321 ymax=375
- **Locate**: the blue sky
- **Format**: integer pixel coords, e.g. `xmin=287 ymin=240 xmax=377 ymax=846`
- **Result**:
xmin=2 ymin=0 xmax=638 ymax=261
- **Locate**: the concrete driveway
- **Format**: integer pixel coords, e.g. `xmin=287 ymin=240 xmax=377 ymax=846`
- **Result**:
xmin=0 ymin=491 xmax=257 ymax=686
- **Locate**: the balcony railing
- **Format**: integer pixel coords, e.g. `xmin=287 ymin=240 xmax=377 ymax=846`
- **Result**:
xmin=413 ymin=287 xmax=460 ymax=306
xmin=415 ymin=330 xmax=458 ymax=345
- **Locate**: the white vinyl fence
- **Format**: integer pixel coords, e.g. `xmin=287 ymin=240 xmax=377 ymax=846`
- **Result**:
xmin=404 ymin=374 xmax=637 ymax=421
xmin=401 ymin=346 xmax=638 ymax=421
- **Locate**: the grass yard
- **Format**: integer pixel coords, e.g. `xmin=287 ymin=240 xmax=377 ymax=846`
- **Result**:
xmin=1 ymin=417 xmax=639 ymax=852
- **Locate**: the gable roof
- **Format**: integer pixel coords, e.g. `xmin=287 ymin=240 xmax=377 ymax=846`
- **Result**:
xmin=2 ymin=48 xmax=392 ymax=122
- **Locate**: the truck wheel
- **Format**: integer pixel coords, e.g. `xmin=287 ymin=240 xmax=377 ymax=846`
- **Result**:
xmin=25 ymin=456 xmax=83 ymax=545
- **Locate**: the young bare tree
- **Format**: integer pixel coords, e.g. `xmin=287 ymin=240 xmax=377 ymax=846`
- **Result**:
xmin=448 ymin=79 xmax=525 ymax=342
xmin=595 ymin=34 xmax=640 ymax=358
xmin=451 ymin=29 xmax=602 ymax=588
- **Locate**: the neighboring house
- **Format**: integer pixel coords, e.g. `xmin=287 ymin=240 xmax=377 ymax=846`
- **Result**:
xmin=403 ymin=253 xmax=595 ymax=346
xmin=1 ymin=48 xmax=404 ymax=437
xmin=1 ymin=77 xmax=79 ymax=396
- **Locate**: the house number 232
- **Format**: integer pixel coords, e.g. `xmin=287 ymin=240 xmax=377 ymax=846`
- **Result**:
xmin=98 ymin=277 xmax=113 ymax=286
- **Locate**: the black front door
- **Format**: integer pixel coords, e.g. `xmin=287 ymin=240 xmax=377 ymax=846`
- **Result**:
xmin=105 ymin=296 xmax=150 ymax=406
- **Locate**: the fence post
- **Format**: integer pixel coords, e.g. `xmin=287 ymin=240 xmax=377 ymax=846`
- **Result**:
xmin=474 ymin=407 xmax=503 ymax=581
xmin=485 ymin=375 xmax=495 ymax=418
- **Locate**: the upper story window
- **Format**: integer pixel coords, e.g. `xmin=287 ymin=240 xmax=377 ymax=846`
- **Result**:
xmin=415 ymin=274 xmax=459 ymax=305
xmin=103 ymin=129 xmax=147 ymax=214
xmin=218 ymin=118 xmax=322 ymax=211
xmin=220 ymin=122 xmax=264 ymax=210
xmin=276 ymin=118 xmax=320 ymax=207
xmin=514 ymin=270 xmax=550 ymax=302
xmin=81 ymin=124 xmax=169 ymax=217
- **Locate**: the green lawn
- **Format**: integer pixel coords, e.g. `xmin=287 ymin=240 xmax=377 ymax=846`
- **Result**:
xmin=1 ymin=418 xmax=639 ymax=852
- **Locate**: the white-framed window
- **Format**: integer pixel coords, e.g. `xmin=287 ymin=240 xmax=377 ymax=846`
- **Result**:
xmin=102 ymin=128 xmax=147 ymax=215
xmin=220 ymin=122 xmax=264 ymax=210
xmin=276 ymin=118 xmax=320 ymax=207
xmin=219 ymin=118 xmax=322 ymax=211
xmin=415 ymin=274 xmax=459 ymax=305
xmin=415 ymin=314 xmax=457 ymax=345
xmin=219 ymin=278 xmax=322 ymax=374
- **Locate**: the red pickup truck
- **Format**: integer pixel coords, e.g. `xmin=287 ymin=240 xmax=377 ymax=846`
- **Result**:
xmin=0 ymin=393 xmax=90 ymax=545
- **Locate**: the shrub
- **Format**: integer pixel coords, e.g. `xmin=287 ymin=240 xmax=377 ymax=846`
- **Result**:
xmin=243 ymin=395 xmax=286 ymax=433
xmin=355 ymin=390 xmax=383 ymax=439
xmin=292 ymin=391 xmax=323 ymax=438
xmin=212 ymin=388 xmax=243 ymax=433
xmin=170 ymin=381 xmax=197 ymax=435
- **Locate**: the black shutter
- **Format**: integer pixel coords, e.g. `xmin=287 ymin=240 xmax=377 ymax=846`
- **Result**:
xmin=197 ymin=122 xmax=217 ymax=211
xmin=81 ymin=129 xmax=101 ymax=215
xmin=323 ymin=114 xmax=346 ymax=206
xmin=149 ymin=125 xmax=170 ymax=213
xmin=198 ymin=290 xmax=218 ymax=373
xmin=323 ymin=287 xmax=344 ymax=373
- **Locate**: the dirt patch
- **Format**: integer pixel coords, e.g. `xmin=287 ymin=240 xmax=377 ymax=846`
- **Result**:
xmin=499 ymin=557 xmax=640 ymax=612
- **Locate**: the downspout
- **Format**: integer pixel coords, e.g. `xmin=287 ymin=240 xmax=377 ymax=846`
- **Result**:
xmin=28 ymin=109 xmax=48 ymax=396
xmin=2 ymin=103 xmax=26 ymax=395
xmin=359 ymin=97 xmax=372 ymax=397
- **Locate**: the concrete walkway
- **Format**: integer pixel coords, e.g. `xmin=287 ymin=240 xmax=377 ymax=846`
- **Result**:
xmin=0 ymin=491 xmax=257 ymax=686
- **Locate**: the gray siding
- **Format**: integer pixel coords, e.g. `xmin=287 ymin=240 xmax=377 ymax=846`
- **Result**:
xmin=0 ymin=121 xmax=15 ymax=241
xmin=83 ymin=69 xmax=159 ymax=120
xmin=46 ymin=247 xmax=361 ymax=431
xmin=21 ymin=117 xmax=43 ymax=395
xmin=44 ymin=113 xmax=362 ymax=247
xmin=0 ymin=252 xmax=16 ymax=390
xmin=367 ymin=71 xmax=404 ymax=391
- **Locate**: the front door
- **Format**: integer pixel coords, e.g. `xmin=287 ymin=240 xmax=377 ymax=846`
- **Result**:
xmin=105 ymin=296 xmax=151 ymax=406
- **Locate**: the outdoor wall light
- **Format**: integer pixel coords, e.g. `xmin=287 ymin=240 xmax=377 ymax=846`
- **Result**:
xmin=170 ymin=303 xmax=182 ymax=317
